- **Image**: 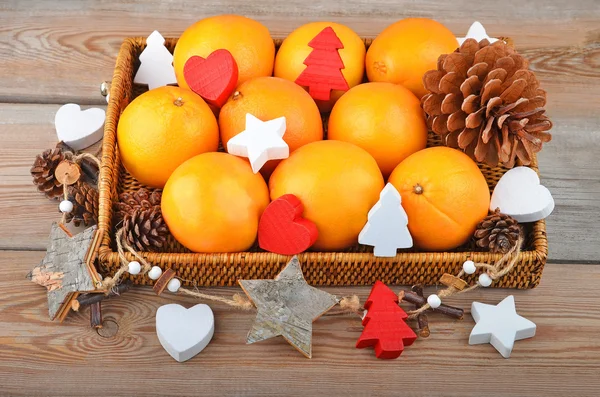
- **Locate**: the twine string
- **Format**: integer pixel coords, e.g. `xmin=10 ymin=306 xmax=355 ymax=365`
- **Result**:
xmin=406 ymin=235 xmax=523 ymax=319
xmin=72 ymin=152 xmax=102 ymax=169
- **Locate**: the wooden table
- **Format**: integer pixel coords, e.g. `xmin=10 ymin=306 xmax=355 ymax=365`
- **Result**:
xmin=1 ymin=1 xmax=599 ymax=396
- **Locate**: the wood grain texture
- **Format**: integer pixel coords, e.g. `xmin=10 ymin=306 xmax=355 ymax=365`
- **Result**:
xmin=0 ymin=104 xmax=103 ymax=250
xmin=0 ymin=1 xmax=599 ymax=107
xmin=0 ymin=104 xmax=597 ymax=261
xmin=1 ymin=251 xmax=599 ymax=396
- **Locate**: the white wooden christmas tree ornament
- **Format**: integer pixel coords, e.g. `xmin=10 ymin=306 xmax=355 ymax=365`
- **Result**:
xmin=358 ymin=183 xmax=413 ymax=257
xmin=226 ymin=113 xmax=288 ymax=173
xmin=156 ymin=303 xmax=215 ymax=362
xmin=457 ymin=22 xmax=500 ymax=45
xmin=490 ymin=166 xmax=554 ymax=223
xmin=134 ymin=31 xmax=177 ymax=89
xmin=469 ymin=295 xmax=536 ymax=358
xmin=55 ymin=104 xmax=105 ymax=151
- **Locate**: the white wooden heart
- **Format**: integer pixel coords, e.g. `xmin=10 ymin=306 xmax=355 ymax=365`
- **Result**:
xmin=156 ymin=303 xmax=215 ymax=363
xmin=55 ymin=104 xmax=105 ymax=151
xmin=490 ymin=167 xmax=554 ymax=223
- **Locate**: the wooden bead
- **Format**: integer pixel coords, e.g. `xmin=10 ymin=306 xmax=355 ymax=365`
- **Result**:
xmin=127 ymin=261 xmax=141 ymax=275
xmin=59 ymin=200 xmax=73 ymax=214
xmin=463 ymin=260 xmax=476 ymax=275
xmin=479 ymin=273 xmax=493 ymax=287
xmin=167 ymin=278 xmax=181 ymax=293
xmin=427 ymin=294 xmax=442 ymax=309
xmin=148 ymin=266 xmax=163 ymax=280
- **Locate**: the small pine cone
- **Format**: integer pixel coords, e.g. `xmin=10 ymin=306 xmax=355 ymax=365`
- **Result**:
xmin=422 ymin=39 xmax=552 ymax=168
xmin=474 ymin=209 xmax=521 ymax=254
xmin=114 ymin=188 xmax=162 ymax=222
xmin=65 ymin=181 xmax=99 ymax=227
xmin=122 ymin=207 xmax=169 ymax=252
xmin=31 ymin=145 xmax=71 ymax=199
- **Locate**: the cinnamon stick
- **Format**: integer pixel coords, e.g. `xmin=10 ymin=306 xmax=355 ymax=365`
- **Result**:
xmin=401 ymin=291 xmax=464 ymax=320
xmin=153 ymin=268 xmax=176 ymax=295
xmin=90 ymin=302 xmax=102 ymax=329
xmin=411 ymin=285 xmax=430 ymax=338
xmin=72 ymin=281 xmax=132 ymax=311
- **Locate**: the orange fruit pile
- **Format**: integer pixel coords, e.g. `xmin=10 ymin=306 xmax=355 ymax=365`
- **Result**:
xmin=116 ymin=16 xmax=492 ymax=254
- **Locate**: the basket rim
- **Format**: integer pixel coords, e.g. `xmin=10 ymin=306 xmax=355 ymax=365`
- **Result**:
xmin=97 ymin=36 xmax=548 ymax=275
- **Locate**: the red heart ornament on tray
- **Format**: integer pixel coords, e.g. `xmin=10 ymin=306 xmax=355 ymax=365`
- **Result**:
xmin=183 ymin=49 xmax=238 ymax=107
xmin=258 ymin=194 xmax=318 ymax=255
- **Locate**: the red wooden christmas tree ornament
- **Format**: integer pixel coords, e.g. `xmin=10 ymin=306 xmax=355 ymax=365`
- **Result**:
xmin=183 ymin=49 xmax=238 ymax=107
xmin=258 ymin=194 xmax=318 ymax=255
xmin=356 ymin=281 xmax=417 ymax=359
xmin=294 ymin=26 xmax=350 ymax=101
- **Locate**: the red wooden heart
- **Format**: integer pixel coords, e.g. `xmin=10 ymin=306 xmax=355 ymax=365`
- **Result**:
xmin=183 ymin=49 xmax=238 ymax=107
xmin=258 ymin=194 xmax=318 ymax=255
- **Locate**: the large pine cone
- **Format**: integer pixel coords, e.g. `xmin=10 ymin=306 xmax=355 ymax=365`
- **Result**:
xmin=122 ymin=207 xmax=169 ymax=252
xmin=114 ymin=188 xmax=162 ymax=222
xmin=422 ymin=39 xmax=552 ymax=168
xmin=65 ymin=181 xmax=99 ymax=227
xmin=474 ymin=209 xmax=521 ymax=254
xmin=31 ymin=146 xmax=70 ymax=199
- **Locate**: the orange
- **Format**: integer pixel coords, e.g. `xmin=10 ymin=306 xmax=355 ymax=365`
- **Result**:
xmin=274 ymin=22 xmax=366 ymax=112
xmin=388 ymin=147 xmax=490 ymax=251
xmin=173 ymin=15 xmax=275 ymax=90
xmin=219 ymin=76 xmax=323 ymax=176
xmin=270 ymin=140 xmax=384 ymax=250
xmin=366 ymin=18 xmax=458 ymax=99
xmin=117 ymin=86 xmax=218 ymax=188
xmin=328 ymin=82 xmax=428 ymax=177
xmin=161 ymin=152 xmax=270 ymax=253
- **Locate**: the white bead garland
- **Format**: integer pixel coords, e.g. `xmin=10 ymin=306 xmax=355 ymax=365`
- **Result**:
xmin=167 ymin=278 xmax=181 ymax=293
xmin=427 ymin=294 xmax=442 ymax=309
xmin=127 ymin=261 xmax=141 ymax=275
xmin=463 ymin=260 xmax=476 ymax=275
xmin=479 ymin=273 xmax=493 ymax=287
xmin=148 ymin=266 xmax=163 ymax=280
xmin=59 ymin=200 xmax=74 ymax=214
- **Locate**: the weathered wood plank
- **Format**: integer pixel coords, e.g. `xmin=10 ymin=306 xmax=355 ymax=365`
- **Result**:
xmin=1 ymin=250 xmax=599 ymax=396
xmin=1 ymin=104 xmax=597 ymax=261
xmin=0 ymin=1 xmax=599 ymax=105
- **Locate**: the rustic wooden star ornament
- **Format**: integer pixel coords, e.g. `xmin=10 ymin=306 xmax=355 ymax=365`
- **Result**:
xmin=27 ymin=223 xmax=103 ymax=321
xmin=238 ymin=256 xmax=338 ymax=358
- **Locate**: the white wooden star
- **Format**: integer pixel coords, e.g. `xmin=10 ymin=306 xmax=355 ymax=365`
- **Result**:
xmin=227 ymin=113 xmax=288 ymax=173
xmin=457 ymin=22 xmax=500 ymax=45
xmin=469 ymin=295 xmax=536 ymax=358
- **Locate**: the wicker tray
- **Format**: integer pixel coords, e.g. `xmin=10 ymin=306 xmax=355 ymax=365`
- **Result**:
xmin=97 ymin=37 xmax=548 ymax=289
